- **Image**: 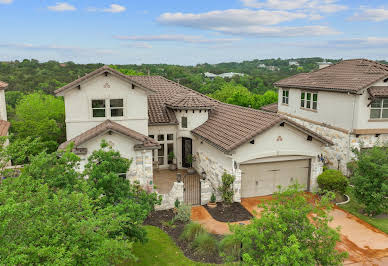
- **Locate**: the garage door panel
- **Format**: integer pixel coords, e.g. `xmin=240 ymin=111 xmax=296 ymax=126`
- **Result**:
xmin=241 ymin=159 xmax=310 ymax=198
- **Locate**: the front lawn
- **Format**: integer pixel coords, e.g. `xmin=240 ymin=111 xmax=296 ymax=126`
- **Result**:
xmin=339 ymin=187 xmax=388 ymax=234
xmin=128 ymin=225 xmax=218 ymax=266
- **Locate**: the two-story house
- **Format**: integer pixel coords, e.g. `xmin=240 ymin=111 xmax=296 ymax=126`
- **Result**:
xmin=55 ymin=66 xmax=332 ymax=209
xmin=273 ymin=59 xmax=388 ymax=173
xmin=0 ymin=81 xmax=10 ymax=138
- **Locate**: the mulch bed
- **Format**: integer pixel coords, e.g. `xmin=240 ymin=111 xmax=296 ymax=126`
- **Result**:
xmin=204 ymin=202 xmax=253 ymax=222
xmin=144 ymin=209 xmax=224 ymax=264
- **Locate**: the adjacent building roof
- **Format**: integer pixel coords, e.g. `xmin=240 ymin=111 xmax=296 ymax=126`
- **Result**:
xmin=165 ymin=92 xmax=214 ymax=110
xmin=58 ymin=120 xmax=160 ymax=151
xmin=0 ymin=81 xmax=8 ymax=90
xmin=0 ymin=120 xmax=10 ymax=136
xmin=368 ymin=86 xmax=388 ymax=98
xmin=54 ymin=65 xmax=156 ymax=95
xmin=260 ymin=103 xmax=278 ymax=113
xmin=274 ymin=59 xmax=388 ymax=93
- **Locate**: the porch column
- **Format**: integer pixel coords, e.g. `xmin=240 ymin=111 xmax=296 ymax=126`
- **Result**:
xmin=233 ymin=169 xmax=242 ymax=202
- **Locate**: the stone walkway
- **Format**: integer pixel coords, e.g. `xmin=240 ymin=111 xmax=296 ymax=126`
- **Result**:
xmin=190 ymin=196 xmax=388 ymax=265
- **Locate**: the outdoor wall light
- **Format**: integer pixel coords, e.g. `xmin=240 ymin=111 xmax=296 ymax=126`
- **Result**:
xmin=201 ymin=171 xmax=207 ymax=180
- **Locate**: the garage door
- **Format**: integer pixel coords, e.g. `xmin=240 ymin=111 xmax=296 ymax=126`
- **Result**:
xmin=240 ymin=159 xmax=310 ymax=198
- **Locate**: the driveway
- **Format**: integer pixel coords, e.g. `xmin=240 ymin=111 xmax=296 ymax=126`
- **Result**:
xmin=191 ymin=196 xmax=388 ymax=265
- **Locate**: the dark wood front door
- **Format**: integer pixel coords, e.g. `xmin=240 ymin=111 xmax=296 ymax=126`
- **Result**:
xmin=182 ymin=137 xmax=192 ymax=168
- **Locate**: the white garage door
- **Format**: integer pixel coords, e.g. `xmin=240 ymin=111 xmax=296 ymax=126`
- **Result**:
xmin=240 ymin=159 xmax=310 ymax=198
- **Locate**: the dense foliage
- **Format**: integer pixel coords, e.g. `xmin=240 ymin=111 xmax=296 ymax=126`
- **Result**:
xmin=317 ymin=169 xmax=349 ymax=195
xmin=10 ymin=92 xmax=65 ymax=152
xmin=229 ymin=185 xmax=347 ymax=265
xmin=0 ymin=139 xmax=161 ymax=264
xmin=351 ymin=146 xmax=388 ymax=215
xmin=218 ymin=172 xmax=235 ymax=204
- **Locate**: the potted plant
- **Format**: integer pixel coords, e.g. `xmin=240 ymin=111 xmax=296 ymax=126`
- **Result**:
xmin=168 ymin=151 xmax=177 ymax=171
xmin=186 ymin=154 xmax=196 ymax=174
xmin=173 ymin=198 xmax=180 ymax=213
xmin=207 ymin=193 xmax=217 ymax=208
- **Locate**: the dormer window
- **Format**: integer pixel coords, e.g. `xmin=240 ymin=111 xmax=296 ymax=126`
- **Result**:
xmin=370 ymin=98 xmax=388 ymax=119
xmin=282 ymin=89 xmax=289 ymax=104
xmin=181 ymin=116 xmax=188 ymax=128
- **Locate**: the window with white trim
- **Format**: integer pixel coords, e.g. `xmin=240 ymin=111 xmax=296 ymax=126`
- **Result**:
xmin=154 ymin=133 xmax=174 ymax=166
xmin=91 ymin=99 xmax=124 ymax=118
xmin=370 ymin=98 xmax=388 ymax=119
xmin=282 ymin=89 xmax=289 ymax=104
xmin=181 ymin=116 xmax=188 ymax=128
xmin=301 ymin=92 xmax=318 ymax=110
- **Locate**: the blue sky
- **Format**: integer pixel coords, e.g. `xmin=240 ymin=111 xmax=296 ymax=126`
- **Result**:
xmin=0 ymin=0 xmax=387 ymax=64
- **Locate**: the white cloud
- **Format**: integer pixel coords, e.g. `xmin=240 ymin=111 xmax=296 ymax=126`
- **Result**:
xmin=115 ymin=34 xmax=240 ymax=44
xmin=288 ymin=37 xmax=388 ymax=49
xmin=103 ymin=4 xmax=126 ymax=13
xmin=0 ymin=43 xmax=115 ymax=55
xmin=0 ymin=0 xmax=13 ymax=4
xmin=351 ymin=8 xmax=388 ymax=22
xmin=48 ymin=2 xmax=76 ymax=12
xmin=128 ymin=42 xmax=153 ymax=49
xmin=240 ymin=0 xmax=347 ymax=13
xmin=158 ymin=9 xmax=307 ymax=28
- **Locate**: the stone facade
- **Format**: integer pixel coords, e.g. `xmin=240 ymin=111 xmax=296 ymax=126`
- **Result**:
xmin=127 ymin=149 xmax=154 ymax=191
xmin=200 ymin=179 xmax=212 ymax=205
xmin=155 ymin=181 xmax=184 ymax=210
xmin=286 ymin=116 xmax=388 ymax=175
xmin=233 ymin=169 xmax=242 ymax=202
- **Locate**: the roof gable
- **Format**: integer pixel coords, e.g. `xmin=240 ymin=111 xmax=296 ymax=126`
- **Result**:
xmin=54 ymin=66 xmax=156 ymax=96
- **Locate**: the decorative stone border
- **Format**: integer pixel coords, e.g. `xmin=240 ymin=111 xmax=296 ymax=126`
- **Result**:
xmin=336 ymin=194 xmax=350 ymax=205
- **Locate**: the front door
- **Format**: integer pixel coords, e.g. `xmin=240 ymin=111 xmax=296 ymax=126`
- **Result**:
xmin=182 ymin=137 xmax=192 ymax=168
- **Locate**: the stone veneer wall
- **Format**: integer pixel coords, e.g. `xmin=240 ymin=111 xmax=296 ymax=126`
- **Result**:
xmin=155 ymin=182 xmax=184 ymax=210
xmin=286 ymin=116 xmax=388 ymax=175
xmin=127 ymin=149 xmax=154 ymax=192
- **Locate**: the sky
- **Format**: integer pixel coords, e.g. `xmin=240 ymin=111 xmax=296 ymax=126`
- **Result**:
xmin=0 ymin=0 xmax=387 ymax=65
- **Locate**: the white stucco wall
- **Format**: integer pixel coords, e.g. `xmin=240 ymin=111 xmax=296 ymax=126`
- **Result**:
xmin=0 ymin=90 xmax=7 ymax=121
xmin=355 ymin=88 xmax=388 ymax=130
xmin=174 ymin=109 xmax=209 ymax=132
xmin=278 ymin=88 xmax=356 ymax=131
xmin=63 ymin=73 xmax=149 ymax=139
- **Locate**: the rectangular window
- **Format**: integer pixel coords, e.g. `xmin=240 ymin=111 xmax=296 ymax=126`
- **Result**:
xmin=110 ymin=99 xmax=124 ymax=117
xmin=181 ymin=117 xmax=188 ymax=128
xmin=157 ymin=134 xmax=164 ymax=141
xmin=148 ymin=135 xmax=154 ymax=139
xmin=370 ymin=98 xmax=388 ymax=119
xmin=167 ymin=143 xmax=174 ymax=164
xmin=301 ymin=92 xmax=318 ymax=111
xmin=282 ymin=90 xmax=289 ymax=104
xmin=167 ymin=134 xmax=174 ymax=141
xmin=92 ymin=100 xmax=106 ymax=117
xmin=158 ymin=144 xmax=165 ymax=165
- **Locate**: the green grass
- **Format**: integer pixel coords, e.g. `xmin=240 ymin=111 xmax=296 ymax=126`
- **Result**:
xmin=127 ymin=225 xmax=219 ymax=266
xmin=339 ymin=187 xmax=388 ymax=234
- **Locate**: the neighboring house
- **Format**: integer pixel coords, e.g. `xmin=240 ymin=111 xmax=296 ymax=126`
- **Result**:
xmin=204 ymin=72 xmax=245 ymax=79
xmin=289 ymin=61 xmax=300 ymax=66
xmin=0 ymin=81 xmax=10 ymax=138
xmin=258 ymin=63 xmax=266 ymax=68
xmin=267 ymin=66 xmax=280 ymax=71
xmin=274 ymin=59 xmax=388 ymax=173
xmin=55 ymin=66 xmax=331 ymax=209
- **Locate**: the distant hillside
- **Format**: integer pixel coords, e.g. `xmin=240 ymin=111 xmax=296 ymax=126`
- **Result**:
xmin=1 ymin=58 xmax=387 ymax=95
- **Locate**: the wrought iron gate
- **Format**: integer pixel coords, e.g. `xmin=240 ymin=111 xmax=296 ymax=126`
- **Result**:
xmin=183 ymin=173 xmax=201 ymax=206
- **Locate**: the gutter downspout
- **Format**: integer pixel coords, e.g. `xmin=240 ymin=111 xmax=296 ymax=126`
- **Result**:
xmin=347 ymin=92 xmax=357 ymax=174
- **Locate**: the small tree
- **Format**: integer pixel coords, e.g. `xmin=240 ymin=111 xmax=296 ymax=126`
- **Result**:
xmin=317 ymin=169 xmax=349 ymax=195
xmin=230 ymin=185 xmax=347 ymax=265
xmin=218 ymin=172 xmax=235 ymax=204
xmin=352 ymin=146 xmax=388 ymax=215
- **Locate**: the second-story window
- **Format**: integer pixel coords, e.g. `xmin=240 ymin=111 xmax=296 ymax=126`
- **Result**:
xmin=181 ymin=116 xmax=188 ymax=128
xmin=92 ymin=100 xmax=106 ymax=117
xmin=110 ymin=99 xmax=124 ymax=117
xmin=370 ymin=98 xmax=388 ymax=119
xmin=301 ymin=92 xmax=318 ymax=110
xmin=282 ymin=90 xmax=289 ymax=104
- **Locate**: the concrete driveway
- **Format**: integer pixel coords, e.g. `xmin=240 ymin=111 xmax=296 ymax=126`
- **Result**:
xmin=191 ymin=196 xmax=388 ymax=265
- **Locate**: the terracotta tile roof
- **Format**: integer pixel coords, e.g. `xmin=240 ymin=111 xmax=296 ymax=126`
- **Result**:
xmin=165 ymin=92 xmax=214 ymax=110
xmin=368 ymin=86 xmax=388 ymax=98
xmin=274 ymin=59 xmax=388 ymax=93
xmin=0 ymin=120 xmax=10 ymax=136
xmin=54 ymin=66 xmax=156 ymax=95
xmin=59 ymin=120 xmax=159 ymax=150
xmin=0 ymin=81 xmax=8 ymax=89
xmin=260 ymin=103 xmax=278 ymax=113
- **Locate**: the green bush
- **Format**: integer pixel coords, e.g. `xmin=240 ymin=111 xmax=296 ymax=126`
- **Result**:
xmin=180 ymin=222 xmax=206 ymax=242
xmin=174 ymin=198 xmax=180 ymax=209
xmin=174 ymin=203 xmax=191 ymax=223
xmin=218 ymin=172 xmax=235 ymax=204
xmin=219 ymin=234 xmax=241 ymax=262
xmin=210 ymin=193 xmax=216 ymax=203
xmin=191 ymin=232 xmax=218 ymax=256
xmin=317 ymin=169 xmax=349 ymax=195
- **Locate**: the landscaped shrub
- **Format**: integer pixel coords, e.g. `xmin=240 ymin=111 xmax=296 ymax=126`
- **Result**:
xmin=191 ymin=232 xmax=218 ymax=256
xmin=210 ymin=193 xmax=216 ymax=203
xmin=219 ymin=234 xmax=241 ymax=262
xmin=174 ymin=203 xmax=191 ymax=223
xmin=174 ymin=198 xmax=180 ymax=209
xmin=218 ymin=172 xmax=235 ymax=204
xmin=180 ymin=222 xmax=206 ymax=242
xmin=317 ymin=169 xmax=349 ymax=195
